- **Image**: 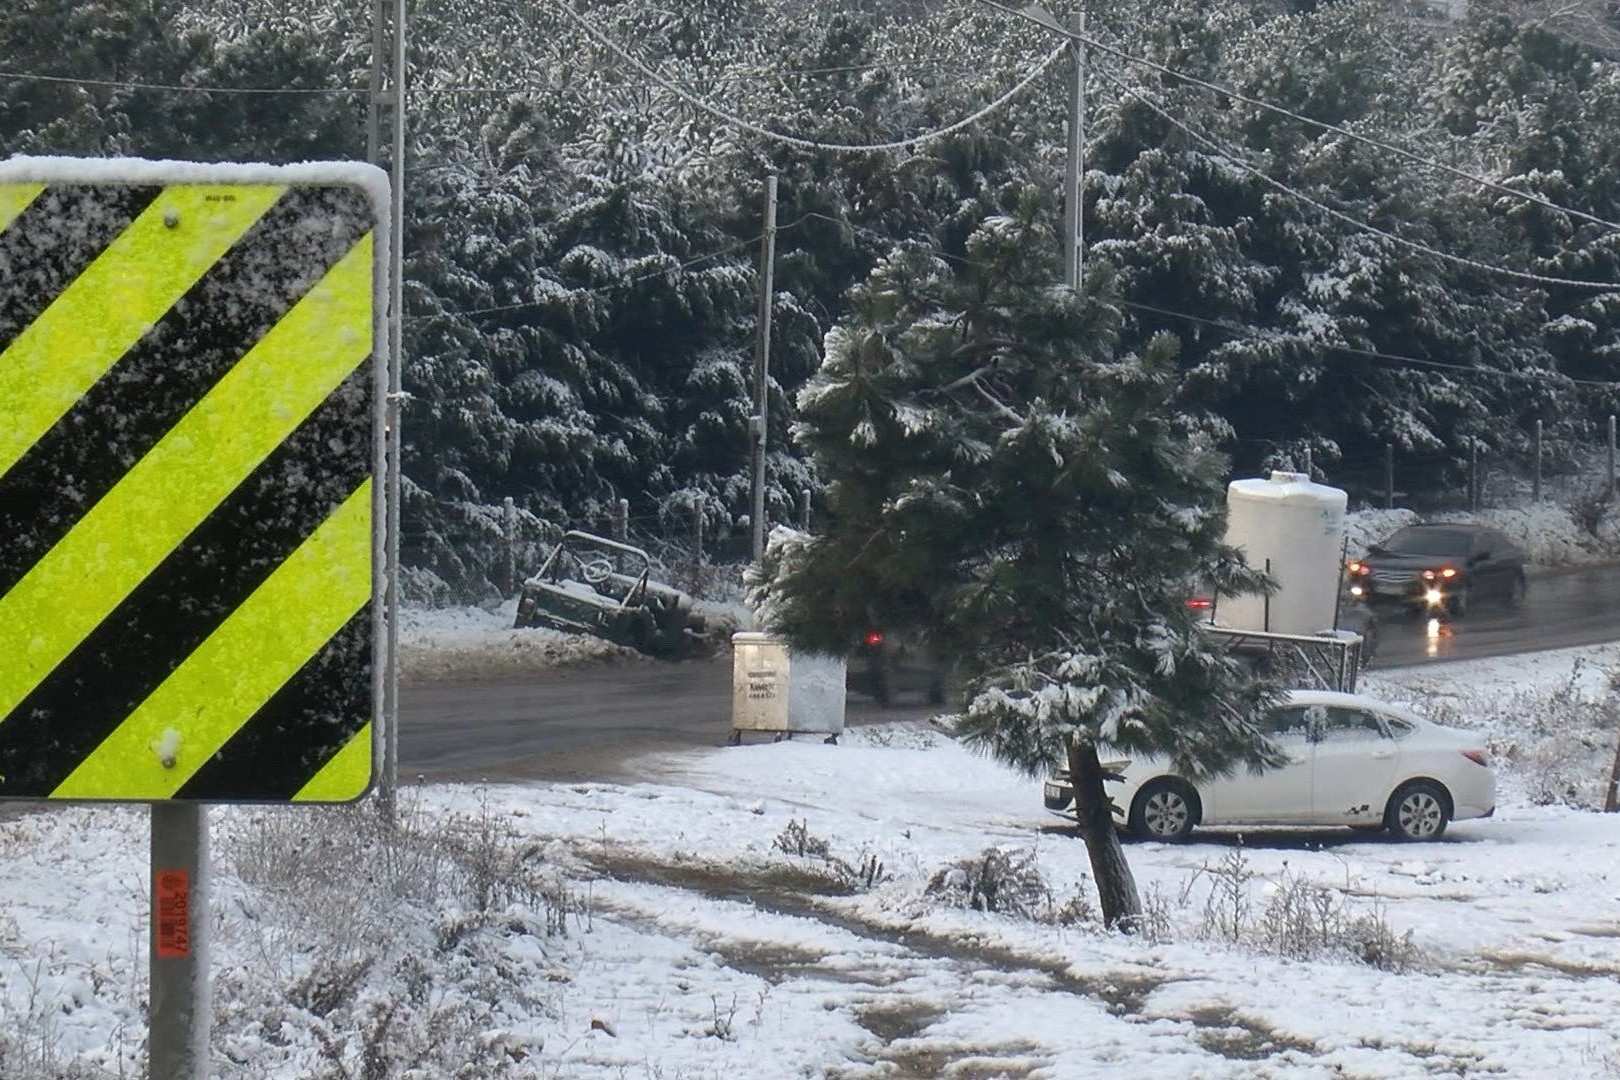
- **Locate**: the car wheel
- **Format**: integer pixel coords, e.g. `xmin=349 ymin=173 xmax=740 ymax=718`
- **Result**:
xmin=1358 ymin=621 xmax=1379 ymax=670
xmin=1129 ymin=779 xmax=1198 ymax=841
xmin=870 ymin=667 xmax=892 ymax=708
xmin=1508 ymin=574 xmax=1527 ymax=609
xmin=1448 ymin=585 xmax=1472 ymax=618
xmin=1385 ymin=781 xmax=1450 ymax=841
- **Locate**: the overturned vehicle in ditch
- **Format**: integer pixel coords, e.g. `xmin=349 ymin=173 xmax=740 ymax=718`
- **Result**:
xmin=514 ymin=531 xmax=708 ymax=658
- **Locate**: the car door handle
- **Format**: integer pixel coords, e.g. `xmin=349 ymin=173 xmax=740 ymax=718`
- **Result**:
xmin=1370 ymin=750 xmax=1394 ymax=760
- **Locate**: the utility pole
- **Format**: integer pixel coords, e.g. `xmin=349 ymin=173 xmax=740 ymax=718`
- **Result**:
xmin=1533 ymin=419 xmax=1543 ymax=501
xmin=1470 ymin=442 xmax=1480 ymax=511
xmin=750 ymin=175 xmax=778 ymax=563
xmin=367 ymin=0 xmax=386 ymax=163
xmin=1608 ymin=415 xmax=1615 ymax=497
xmin=1384 ymin=443 xmax=1394 ymax=509
xmin=1063 ymin=9 xmax=1086 ymax=291
xmin=372 ymin=0 xmax=406 ymax=828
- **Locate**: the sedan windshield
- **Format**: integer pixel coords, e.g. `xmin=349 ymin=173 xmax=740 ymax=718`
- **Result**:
xmin=1376 ymin=527 xmax=1473 ymax=557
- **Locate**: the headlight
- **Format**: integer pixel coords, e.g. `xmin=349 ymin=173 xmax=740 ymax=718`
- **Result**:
xmin=1424 ymin=587 xmax=1444 ymax=606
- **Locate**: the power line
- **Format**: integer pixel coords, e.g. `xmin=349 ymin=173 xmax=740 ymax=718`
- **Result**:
xmin=541 ymin=0 xmax=1066 ymax=153
xmin=799 ymin=211 xmax=1620 ymax=389
xmin=973 ymin=0 xmax=1620 ymax=235
xmin=1118 ymin=299 xmax=1620 ymax=389
xmin=0 ymin=69 xmax=368 ymax=96
xmin=1093 ymin=61 xmax=1617 ymax=291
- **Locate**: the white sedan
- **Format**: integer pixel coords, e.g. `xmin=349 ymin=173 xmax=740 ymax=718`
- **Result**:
xmin=1043 ymin=690 xmax=1495 ymax=842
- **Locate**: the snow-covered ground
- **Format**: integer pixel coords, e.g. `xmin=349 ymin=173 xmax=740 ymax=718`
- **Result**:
xmin=399 ymin=597 xmax=640 ymax=683
xmin=5 ymin=644 xmax=1620 ymax=1079
xmin=400 ymin=596 xmax=747 ymax=684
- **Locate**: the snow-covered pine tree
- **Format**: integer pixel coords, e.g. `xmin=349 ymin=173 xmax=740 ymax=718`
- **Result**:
xmin=754 ymin=196 xmax=1285 ymax=927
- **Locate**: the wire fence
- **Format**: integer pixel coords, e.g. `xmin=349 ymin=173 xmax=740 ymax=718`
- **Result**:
xmin=1248 ymin=417 xmax=1620 ymax=517
xmin=399 ymin=490 xmax=818 ymax=607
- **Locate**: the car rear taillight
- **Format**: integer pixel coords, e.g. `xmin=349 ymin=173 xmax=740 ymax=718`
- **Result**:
xmin=1462 ymin=749 xmax=1489 ymax=767
xmin=1185 ymin=597 xmax=1213 ymax=610
xmin=863 ymin=630 xmax=884 ymax=647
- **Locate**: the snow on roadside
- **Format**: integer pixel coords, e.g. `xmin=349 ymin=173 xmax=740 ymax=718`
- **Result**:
xmin=399 ymin=598 xmax=639 ymax=683
xmin=7 ymin=645 xmax=1620 ymax=1078
xmin=400 ymin=598 xmax=747 ymax=683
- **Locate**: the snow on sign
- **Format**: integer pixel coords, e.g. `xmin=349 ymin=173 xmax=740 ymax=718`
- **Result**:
xmin=0 ymin=158 xmax=390 ymax=804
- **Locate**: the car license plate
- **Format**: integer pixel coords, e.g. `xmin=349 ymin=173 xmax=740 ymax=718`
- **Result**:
xmin=1044 ymin=782 xmax=1066 ymax=801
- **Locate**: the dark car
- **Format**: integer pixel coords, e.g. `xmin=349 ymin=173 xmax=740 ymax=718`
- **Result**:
xmin=1347 ymin=523 xmax=1526 ymax=616
xmin=847 ymin=629 xmax=948 ymax=707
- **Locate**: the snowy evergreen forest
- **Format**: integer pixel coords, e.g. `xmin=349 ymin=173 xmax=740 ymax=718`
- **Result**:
xmin=4 ymin=0 xmax=1619 ymax=590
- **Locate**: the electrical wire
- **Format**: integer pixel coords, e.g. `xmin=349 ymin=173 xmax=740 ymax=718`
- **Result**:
xmin=1118 ymin=299 xmax=1620 ymax=389
xmin=0 ymin=68 xmax=368 ymax=96
xmin=541 ymin=0 xmax=1066 ymax=153
xmin=799 ymin=211 xmax=1620 ymax=389
xmin=1092 ymin=61 xmax=1617 ymax=291
xmin=973 ymin=0 xmax=1620 ymax=235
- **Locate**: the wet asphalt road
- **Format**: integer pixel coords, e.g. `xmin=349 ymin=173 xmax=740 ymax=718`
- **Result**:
xmin=1370 ymin=563 xmax=1620 ymax=667
xmin=399 ymin=564 xmax=1620 ymax=782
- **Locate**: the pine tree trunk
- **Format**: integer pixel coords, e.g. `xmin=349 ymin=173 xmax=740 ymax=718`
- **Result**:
xmin=1068 ymin=739 xmax=1143 ymax=931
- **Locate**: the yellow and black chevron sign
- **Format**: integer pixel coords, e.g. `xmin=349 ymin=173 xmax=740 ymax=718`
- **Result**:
xmin=0 ymin=164 xmax=385 ymax=804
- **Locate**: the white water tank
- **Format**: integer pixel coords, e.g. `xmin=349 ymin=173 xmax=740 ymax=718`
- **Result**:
xmin=1219 ymin=471 xmax=1347 ymax=635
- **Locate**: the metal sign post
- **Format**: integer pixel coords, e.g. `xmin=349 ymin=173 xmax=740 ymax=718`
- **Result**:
xmin=0 ymin=158 xmax=391 ymax=1079
xmin=150 ymin=802 xmax=209 ymax=1078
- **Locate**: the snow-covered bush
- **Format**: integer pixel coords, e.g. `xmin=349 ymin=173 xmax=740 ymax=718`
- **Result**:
xmin=922 ymin=846 xmax=1053 ymax=920
xmin=1378 ymin=655 xmax=1620 ymax=809
xmin=207 ymin=793 xmax=577 ymax=1076
xmin=1181 ymin=847 xmax=1421 ymax=972
xmin=772 ymin=818 xmax=888 ymax=892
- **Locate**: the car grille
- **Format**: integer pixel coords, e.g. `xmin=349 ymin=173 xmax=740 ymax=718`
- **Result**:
xmin=1369 ymin=570 xmax=1412 ymax=587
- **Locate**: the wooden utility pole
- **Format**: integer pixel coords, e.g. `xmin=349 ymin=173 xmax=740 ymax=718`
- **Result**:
xmin=750 ymin=176 xmax=778 ymax=562
xmin=1533 ymin=419 xmax=1543 ymax=501
xmin=1608 ymin=415 xmax=1616 ymax=497
xmin=1063 ymin=10 xmax=1086 ymax=291
xmin=1384 ymin=443 xmax=1394 ymax=509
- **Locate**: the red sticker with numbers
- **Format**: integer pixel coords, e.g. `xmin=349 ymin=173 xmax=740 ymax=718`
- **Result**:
xmin=155 ymin=870 xmax=191 ymax=958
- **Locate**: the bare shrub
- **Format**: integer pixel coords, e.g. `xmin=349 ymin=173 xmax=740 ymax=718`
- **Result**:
xmin=1482 ymin=661 xmax=1620 ymax=808
xmin=772 ymin=818 xmax=889 ymax=892
xmin=773 ymin=818 xmax=832 ymax=860
xmin=1566 ymin=481 xmax=1616 ymax=539
xmin=1257 ymin=868 xmax=1422 ymax=972
xmin=0 ymin=944 xmax=125 ymax=1079
xmin=289 ymin=955 xmax=373 ymax=1018
xmin=1181 ymin=853 xmax=1423 ymax=972
xmin=1197 ymin=846 xmax=1254 ymax=943
xmin=923 ymin=846 xmax=1052 ymax=919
